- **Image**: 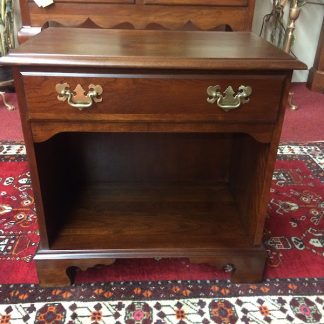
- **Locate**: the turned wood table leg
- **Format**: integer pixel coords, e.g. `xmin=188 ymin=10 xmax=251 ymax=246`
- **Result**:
xmin=36 ymin=259 xmax=116 ymax=287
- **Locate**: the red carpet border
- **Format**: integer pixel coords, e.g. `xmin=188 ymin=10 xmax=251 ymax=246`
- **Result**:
xmin=0 ymin=278 xmax=323 ymax=323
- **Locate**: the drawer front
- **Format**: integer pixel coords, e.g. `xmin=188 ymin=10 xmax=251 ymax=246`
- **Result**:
xmin=22 ymin=73 xmax=285 ymax=123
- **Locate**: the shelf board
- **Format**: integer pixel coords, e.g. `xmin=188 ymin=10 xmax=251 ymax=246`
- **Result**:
xmin=49 ymin=183 xmax=250 ymax=252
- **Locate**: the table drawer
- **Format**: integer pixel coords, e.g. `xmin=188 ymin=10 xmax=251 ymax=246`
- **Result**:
xmin=22 ymin=73 xmax=285 ymax=123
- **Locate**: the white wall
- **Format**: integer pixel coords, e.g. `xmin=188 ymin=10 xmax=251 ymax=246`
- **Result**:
xmin=252 ymin=0 xmax=324 ymax=82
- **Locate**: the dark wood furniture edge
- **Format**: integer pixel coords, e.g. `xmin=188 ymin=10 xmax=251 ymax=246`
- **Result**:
xmin=12 ymin=67 xmax=51 ymax=249
xmin=35 ymin=246 xmax=266 ymax=286
xmin=3 ymin=29 xmax=307 ymax=71
xmin=307 ymin=17 xmax=324 ymax=92
xmin=36 ymin=259 xmax=116 ymax=287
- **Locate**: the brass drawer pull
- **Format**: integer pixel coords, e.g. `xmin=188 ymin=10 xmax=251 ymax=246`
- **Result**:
xmin=207 ymin=85 xmax=252 ymax=112
xmin=56 ymin=83 xmax=103 ymax=110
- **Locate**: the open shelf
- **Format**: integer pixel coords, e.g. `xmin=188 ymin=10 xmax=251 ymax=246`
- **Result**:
xmin=34 ymin=132 xmax=267 ymax=255
xmin=49 ymin=182 xmax=249 ymax=251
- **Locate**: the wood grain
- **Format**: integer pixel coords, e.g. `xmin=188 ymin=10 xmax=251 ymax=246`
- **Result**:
xmin=47 ymin=183 xmax=249 ymax=251
xmin=22 ymin=72 xmax=285 ymax=123
xmin=2 ymin=28 xmax=306 ymax=70
xmin=17 ymin=0 xmax=256 ymax=44
xmin=36 ymin=259 xmax=116 ymax=286
xmin=5 ymin=30 xmax=303 ymax=285
xmin=30 ymin=120 xmax=274 ymax=143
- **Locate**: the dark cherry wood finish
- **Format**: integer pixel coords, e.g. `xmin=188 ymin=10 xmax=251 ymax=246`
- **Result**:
xmin=2 ymin=28 xmax=305 ymax=286
xmin=22 ymin=74 xmax=285 ymax=122
xmin=17 ymin=0 xmax=256 ymax=43
xmin=307 ymin=18 xmax=324 ymax=92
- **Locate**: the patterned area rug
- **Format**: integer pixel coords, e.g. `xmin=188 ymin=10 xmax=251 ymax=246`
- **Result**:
xmin=0 ymin=142 xmax=323 ymax=323
xmin=0 ymin=278 xmax=323 ymax=323
xmin=0 ymin=141 xmax=323 ymax=281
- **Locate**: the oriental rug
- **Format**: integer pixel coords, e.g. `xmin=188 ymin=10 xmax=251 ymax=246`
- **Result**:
xmin=0 ymin=278 xmax=323 ymax=323
xmin=0 ymin=142 xmax=323 ymax=323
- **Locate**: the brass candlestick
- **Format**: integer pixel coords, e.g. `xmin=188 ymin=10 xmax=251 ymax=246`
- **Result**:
xmin=283 ymin=0 xmax=302 ymax=54
xmin=283 ymin=1 xmax=302 ymax=110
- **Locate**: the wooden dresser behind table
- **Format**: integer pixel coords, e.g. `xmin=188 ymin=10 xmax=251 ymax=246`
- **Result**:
xmin=18 ymin=0 xmax=256 ymax=43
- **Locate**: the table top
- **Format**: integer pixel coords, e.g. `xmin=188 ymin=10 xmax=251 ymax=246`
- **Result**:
xmin=1 ymin=28 xmax=306 ymax=70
